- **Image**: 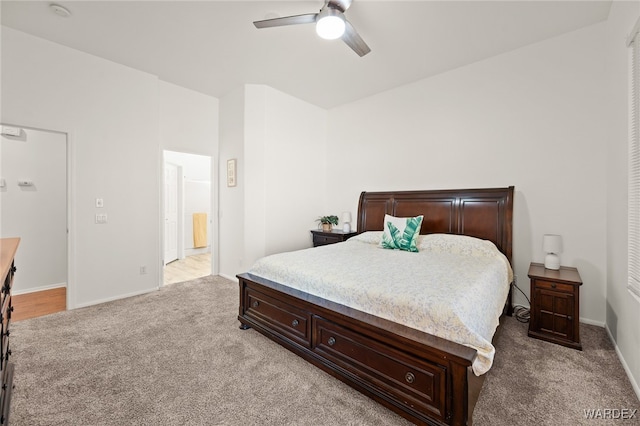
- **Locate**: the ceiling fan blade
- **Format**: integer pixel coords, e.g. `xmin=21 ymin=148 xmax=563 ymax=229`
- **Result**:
xmin=253 ymin=13 xmax=318 ymax=29
xmin=342 ymin=20 xmax=371 ymax=57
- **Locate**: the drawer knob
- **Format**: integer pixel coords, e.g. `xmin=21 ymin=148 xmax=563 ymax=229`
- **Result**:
xmin=551 ymin=283 xmax=557 ymax=288
xmin=567 ymin=316 xmax=572 ymax=321
xmin=327 ymin=337 xmax=336 ymax=346
xmin=291 ymin=319 xmax=299 ymax=327
xmin=405 ymin=372 xmax=416 ymax=384
xmin=252 ymin=301 xmax=259 ymax=308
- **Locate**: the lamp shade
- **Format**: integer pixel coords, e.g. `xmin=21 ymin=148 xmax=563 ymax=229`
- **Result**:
xmin=542 ymin=234 xmax=562 ymax=254
xmin=543 ymin=234 xmax=562 ymax=270
xmin=342 ymin=211 xmax=352 ymax=232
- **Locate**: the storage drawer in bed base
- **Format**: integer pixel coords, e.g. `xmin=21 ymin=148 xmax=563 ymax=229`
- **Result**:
xmin=242 ymin=286 xmax=312 ymax=348
xmin=238 ymin=274 xmax=478 ymax=426
xmin=313 ymin=317 xmax=447 ymax=422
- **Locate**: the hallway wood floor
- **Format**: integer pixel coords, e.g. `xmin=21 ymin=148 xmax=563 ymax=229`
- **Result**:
xmin=163 ymin=252 xmax=211 ymax=286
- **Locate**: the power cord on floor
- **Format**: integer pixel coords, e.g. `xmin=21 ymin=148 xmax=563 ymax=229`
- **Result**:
xmin=513 ymin=305 xmax=530 ymax=323
xmin=512 ymin=278 xmax=531 ymax=323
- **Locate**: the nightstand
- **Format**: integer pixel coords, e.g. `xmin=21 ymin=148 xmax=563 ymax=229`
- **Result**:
xmin=527 ymin=262 xmax=583 ymax=350
xmin=310 ymin=229 xmax=358 ymax=247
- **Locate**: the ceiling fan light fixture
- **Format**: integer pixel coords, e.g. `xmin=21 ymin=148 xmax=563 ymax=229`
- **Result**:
xmin=316 ymin=8 xmax=345 ymax=40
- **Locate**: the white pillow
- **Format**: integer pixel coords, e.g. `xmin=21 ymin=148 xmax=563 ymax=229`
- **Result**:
xmin=380 ymin=214 xmax=423 ymax=252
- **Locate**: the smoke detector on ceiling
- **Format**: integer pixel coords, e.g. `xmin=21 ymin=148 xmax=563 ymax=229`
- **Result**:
xmin=50 ymin=4 xmax=71 ymax=18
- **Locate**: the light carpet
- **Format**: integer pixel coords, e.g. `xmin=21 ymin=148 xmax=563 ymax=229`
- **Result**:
xmin=9 ymin=275 xmax=640 ymax=425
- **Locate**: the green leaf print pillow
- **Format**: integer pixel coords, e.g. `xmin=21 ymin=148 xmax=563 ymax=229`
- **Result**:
xmin=380 ymin=214 xmax=424 ymax=252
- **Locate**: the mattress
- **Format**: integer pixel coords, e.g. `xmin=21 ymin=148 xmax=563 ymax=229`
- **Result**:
xmin=248 ymin=232 xmax=513 ymax=375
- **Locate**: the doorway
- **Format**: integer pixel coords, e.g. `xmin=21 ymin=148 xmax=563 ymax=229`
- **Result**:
xmin=0 ymin=125 xmax=68 ymax=318
xmin=162 ymin=150 xmax=212 ymax=286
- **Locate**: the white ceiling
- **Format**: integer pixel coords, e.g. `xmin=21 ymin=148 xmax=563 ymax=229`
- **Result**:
xmin=1 ymin=1 xmax=612 ymax=108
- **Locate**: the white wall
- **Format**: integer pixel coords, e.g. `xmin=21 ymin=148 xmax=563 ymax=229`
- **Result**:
xmin=1 ymin=26 xmax=160 ymax=308
xmin=219 ymin=86 xmax=245 ymax=280
xmin=326 ymin=22 xmax=609 ymax=325
xmin=218 ymin=84 xmax=327 ymax=279
xmin=158 ymin=80 xmax=219 ymax=158
xmin=605 ymin=0 xmax=640 ymax=399
xmin=261 ymin=86 xmax=327 ymax=255
xmin=1 ymin=27 xmax=219 ymax=308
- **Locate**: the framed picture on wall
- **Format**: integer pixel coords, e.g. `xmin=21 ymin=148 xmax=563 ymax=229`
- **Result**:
xmin=227 ymin=159 xmax=237 ymax=187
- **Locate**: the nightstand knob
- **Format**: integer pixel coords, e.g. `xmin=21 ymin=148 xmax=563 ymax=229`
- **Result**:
xmin=328 ymin=337 xmax=336 ymax=346
xmin=551 ymin=283 xmax=557 ymax=288
xmin=291 ymin=319 xmax=299 ymax=327
xmin=252 ymin=301 xmax=259 ymax=308
xmin=567 ymin=316 xmax=572 ymax=321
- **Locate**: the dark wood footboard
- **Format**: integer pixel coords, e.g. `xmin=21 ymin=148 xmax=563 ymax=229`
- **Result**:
xmin=238 ymin=272 xmax=483 ymax=426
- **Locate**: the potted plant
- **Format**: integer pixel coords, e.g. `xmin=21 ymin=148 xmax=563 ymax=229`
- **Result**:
xmin=317 ymin=215 xmax=339 ymax=232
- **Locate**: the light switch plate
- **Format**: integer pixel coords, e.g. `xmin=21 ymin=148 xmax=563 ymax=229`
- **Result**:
xmin=95 ymin=213 xmax=108 ymax=224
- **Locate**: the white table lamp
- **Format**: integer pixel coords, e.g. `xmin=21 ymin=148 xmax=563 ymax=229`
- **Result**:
xmin=543 ymin=234 xmax=562 ymax=270
xmin=342 ymin=212 xmax=352 ymax=233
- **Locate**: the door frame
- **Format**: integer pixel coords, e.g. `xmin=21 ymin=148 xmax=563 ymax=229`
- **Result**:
xmin=160 ymin=150 xmax=216 ymax=286
xmin=163 ymin=161 xmax=181 ymax=265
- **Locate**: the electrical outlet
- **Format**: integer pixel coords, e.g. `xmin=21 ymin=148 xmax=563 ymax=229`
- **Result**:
xmin=140 ymin=266 xmax=147 ymax=275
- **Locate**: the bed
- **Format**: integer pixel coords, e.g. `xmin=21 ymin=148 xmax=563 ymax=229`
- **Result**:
xmin=237 ymin=186 xmax=514 ymax=426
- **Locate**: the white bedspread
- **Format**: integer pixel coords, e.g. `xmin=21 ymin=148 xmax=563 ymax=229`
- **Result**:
xmin=248 ymin=232 xmax=513 ymax=375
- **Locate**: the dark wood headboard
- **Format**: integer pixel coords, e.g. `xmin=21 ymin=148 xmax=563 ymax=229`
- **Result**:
xmin=357 ymin=186 xmax=514 ymax=262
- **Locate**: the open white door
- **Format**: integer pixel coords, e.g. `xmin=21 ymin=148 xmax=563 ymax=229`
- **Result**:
xmin=164 ymin=162 xmax=178 ymax=265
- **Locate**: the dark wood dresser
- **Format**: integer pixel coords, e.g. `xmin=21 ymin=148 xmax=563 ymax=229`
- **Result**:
xmin=0 ymin=238 xmax=19 ymax=425
xmin=310 ymin=229 xmax=358 ymax=247
xmin=527 ymin=262 xmax=582 ymax=350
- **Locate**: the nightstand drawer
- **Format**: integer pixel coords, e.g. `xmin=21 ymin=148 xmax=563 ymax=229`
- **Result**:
xmin=534 ymin=280 xmax=575 ymax=293
xmin=313 ymin=235 xmax=342 ymax=246
xmin=310 ymin=230 xmax=358 ymax=247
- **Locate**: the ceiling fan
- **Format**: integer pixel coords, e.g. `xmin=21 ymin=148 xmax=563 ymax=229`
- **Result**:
xmin=253 ymin=0 xmax=371 ymax=57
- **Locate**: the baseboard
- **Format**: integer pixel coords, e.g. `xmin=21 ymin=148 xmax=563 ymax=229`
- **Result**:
xmin=185 ymin=247 xmax=210 ymax=257
xmin=74 ymin=286 xmax=158 ymax=309
xmin=605 ymin=324 xmax=640 ymax=402
xmin=13 ymin=282 xmax=66 ymax=296
xmin=580 ymin=317 xmax=605 ymax=327
xmin=219 ymin=273 xmax=236 ymax=282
